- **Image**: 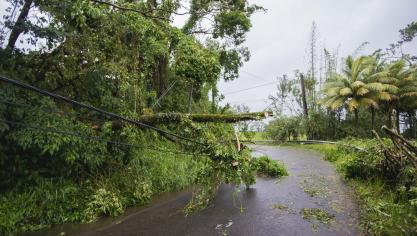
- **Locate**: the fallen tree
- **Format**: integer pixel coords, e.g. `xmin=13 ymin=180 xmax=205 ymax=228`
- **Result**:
xmin=372 ymin=126 xmax=417 ymax=169
xmin=136 ymin=111 xmax=273 ymax=124
xmin=96 ymin=111 xmax=273 ymax=131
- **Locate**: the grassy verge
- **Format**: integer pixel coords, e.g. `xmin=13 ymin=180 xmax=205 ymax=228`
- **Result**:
xmin=0 ymin=143 xmax=203 ymax=236
xmin=288 ymin=142 xmax=417 ymax=235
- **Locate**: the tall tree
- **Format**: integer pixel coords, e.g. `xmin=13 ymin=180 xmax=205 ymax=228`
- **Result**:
xmin=5 ymin=0 xmax=33 ymax=50
xmin=307 ymin=21 xmax=318 ymax=110
xmin=322 ymin=56 xmax=385 ymax=128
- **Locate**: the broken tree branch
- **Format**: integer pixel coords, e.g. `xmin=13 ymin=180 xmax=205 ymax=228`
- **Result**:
xmin=136 ymin=111 xmax=273 ymax=124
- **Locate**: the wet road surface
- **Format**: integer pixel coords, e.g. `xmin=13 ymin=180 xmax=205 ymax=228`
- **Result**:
xmin=34 ymin=145 xmax=359 ymax=236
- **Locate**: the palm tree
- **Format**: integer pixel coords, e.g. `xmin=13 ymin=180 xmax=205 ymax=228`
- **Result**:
xmin=397 ymin=65 xmax=417 ymax=136
xmin=322 ymin=56 xmax=381 ymax=128
xmin=373 ymin=60 xmax=414 ymax=131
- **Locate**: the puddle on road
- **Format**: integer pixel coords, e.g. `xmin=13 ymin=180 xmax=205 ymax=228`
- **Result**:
xmin=215 ymin=219 xmax=233 ymax=236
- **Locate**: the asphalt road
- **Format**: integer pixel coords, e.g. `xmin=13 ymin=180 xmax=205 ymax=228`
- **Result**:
xmin=31 ymin=145 xmax=359 ymax=236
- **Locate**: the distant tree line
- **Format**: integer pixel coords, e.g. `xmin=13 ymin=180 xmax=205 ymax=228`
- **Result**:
xmin=267 ymin=21 xmax=417 ymax=141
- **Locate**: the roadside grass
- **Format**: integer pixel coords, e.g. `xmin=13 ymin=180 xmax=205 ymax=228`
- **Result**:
xmin=240 ymin=132 xmax=269 ymax=141
xmin=288 ymin=142 xmax=417 ymax=235
xmin=0 ymin=145 xmax=203 ymax=236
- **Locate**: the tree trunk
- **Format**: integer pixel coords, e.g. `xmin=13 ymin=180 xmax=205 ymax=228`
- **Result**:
xmin=300 ymin=73 xmax=311 ymax=139
xmin=388 ymin=108 xmax=393 ymax=129
xmin=104 ymin=112 xmax=273 ymax=131
xmin=396 ymin=109 xmax=400 ymax=134
xmin=354 ymin=108 xmax=359 ymax=127
xmin=188 ymin=85 xmax=193 ymax=113
xmin=408 ymin=112 xmax=415 ymax=139
xmin=211 ymin=86 xmax=217 ymax=113
xmin=371 ymin=107 xmax=375 ymax=130
xmin=300 ymin=73 xmax=309 ymax=117
xmin=6 ymin=0 xmax=33 ymax=50
xmin=137 ymin=112 xmax=273 ymax=124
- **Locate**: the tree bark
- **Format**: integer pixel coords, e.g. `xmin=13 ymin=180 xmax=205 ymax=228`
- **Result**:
xmin=371 ymin=107 xmax=375 ymax=130
xmin=300 ymin=73 xmax=309 ymax=117
xmin=408 ymin=112 xmax=415 ymax=138
xmin=137 ymin=112 xmax=273 ymax=124
xmin=388 ymin=108 xmax=393 ymax=129
xmin=300 ymin=73 xmax=311 ymax=139
xmin=211 ymin=86 xmax=217 ymax=113
xmin=354 ymin=108 xmax=359 ymax=127
xmin=6 ymin=0 xmax=33 ymax=50
xmin=102 ymin=112 xmax=274 ymax=131
xmin=396 ymin=109 xmax=400 ymax=134
xmin=188 ymin=85 xmax=193 ymax=113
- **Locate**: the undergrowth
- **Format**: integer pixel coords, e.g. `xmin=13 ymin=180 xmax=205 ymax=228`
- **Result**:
xmin=252 ymin=155 xmax=288 ymax=178
xmin=0 ymin=145 xmax=202 ymax=235
xmin=295 ymin=141 xmax=417 ymax=235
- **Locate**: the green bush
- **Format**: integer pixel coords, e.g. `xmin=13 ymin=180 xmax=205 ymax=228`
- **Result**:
xmin=0 ymin=146 xmax=201 ymax=236
xmin=86 ymin=188 xmax=124 ymax=219
xmin=0 ymin=178 xmax=90 ymax=236
xmin=252 ymin=156 xmax=288 ymax=177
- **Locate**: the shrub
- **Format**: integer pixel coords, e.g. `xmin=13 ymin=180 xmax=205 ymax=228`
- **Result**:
xmin=252 ymin=156 xmax=288 ymax=177
xmin=86 ymin=188 xmax=124 ymax=219
xmin=301 ymin=140 xmax=417 ymax=235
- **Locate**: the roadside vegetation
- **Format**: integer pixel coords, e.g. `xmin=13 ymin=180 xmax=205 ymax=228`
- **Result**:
xmin=265 ymin=21 xmax=417 ymax=235
xmin=0 ymin=0 xmax=269 ymax=235
xmin=296 ymin=140 xmax=417 ymax=235
xmin=251 ymin=155 xmax=288 ymax=178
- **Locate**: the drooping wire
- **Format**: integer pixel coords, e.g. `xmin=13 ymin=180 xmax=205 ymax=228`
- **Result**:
xmin=0 ymin=75 xmax=205 ymax=146
xmin=223 ymin=81 xmax=276 ymax=95
xmin=0 ymin=118 xmax=206 ymax=156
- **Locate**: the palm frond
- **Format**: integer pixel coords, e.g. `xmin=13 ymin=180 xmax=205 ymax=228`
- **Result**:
xmin=378 ymin=92 xmax=394 ymax=101
xmin=352 ymin=81 xmax=365 ymax=89
xmin=339 ymin=87 xmax=353 ymax=96
xmin=324 ymin=87 xmax=341 ymax=97
xmin=400 ymin=92 xmax=417 ymax=98
xmin=330 ymin=97 xmax=346 ymax=110
xmin=365 ymin=82 xmax=384 ymax=91
xmin=347 ymin=98 xmax=359 ymax=111
xmin=356 ymin=87 xmax=369 ymax=96
xmin=359 ymin=97 xmax=378 ymax=108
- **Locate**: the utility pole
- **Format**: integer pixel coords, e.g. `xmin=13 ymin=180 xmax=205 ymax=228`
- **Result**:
xmin=300 ymin=73 xmax=309 ymax=117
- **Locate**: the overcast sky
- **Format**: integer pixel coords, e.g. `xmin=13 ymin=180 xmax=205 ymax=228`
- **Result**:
xmin=1 ymin=1 xmax=416 ymax=113
xmin=217 ymin=0 xmax=417 ymax=111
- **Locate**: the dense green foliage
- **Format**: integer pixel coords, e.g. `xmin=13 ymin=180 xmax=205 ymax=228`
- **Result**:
xmin=301 ymin=141 xmax=417 ymax=235
xmin=0 ymin=144 xmax=201 ymax=234
xmin=251 ymin=155 xmax=288 ymax=178
xmin=265 ymin=116 xmax=303 ymax=141
xmin=0 ymin=0 xmax=264 ymax=235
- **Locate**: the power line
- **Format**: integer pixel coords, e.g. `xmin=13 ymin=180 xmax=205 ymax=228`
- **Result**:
xmin=240 ymin=70 xmax=269 ymax=82
xmin=152 ymin=80 xmax=178 ymax=108
xmin=263 ymin=101 xmax=275 ymax=112
xmin=0 ymin=119 xmax=204 ymax=156
xmin=223 ymin=81 xmax=276 ymax=95
xmin=0 ymin=75 xmax=205 ymax=146
xmin=0 ymin=99 xmax=198 ymax=149
xmin=228 ymin=98 xmax=268 ymax=104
